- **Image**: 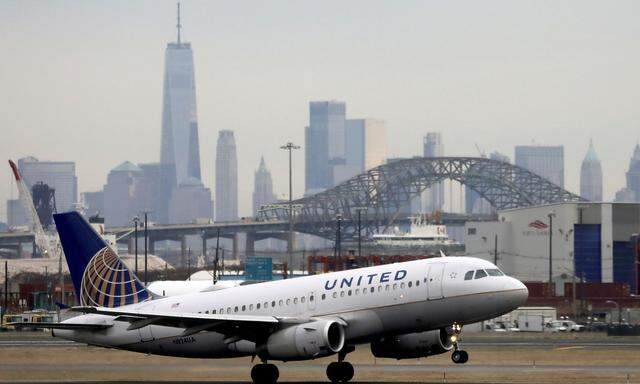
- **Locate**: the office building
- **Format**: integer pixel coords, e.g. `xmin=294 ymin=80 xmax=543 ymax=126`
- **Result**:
xmin=168 ymin=178 xmax=213 ymax=224
xmin=615 ymin=143 xmax=640 ymax=202
xmin=13 ymin=157 xmax=78 ymax=227
xmin=215 ymin=130 xmax=238 ymax=221
xmin=580 ymin=140 xmax=603 ymax=201
xmin=421 ymin=133 xmax=444 ymax=213
xmin=305 ymin=101 xmax=346 ymax=193
xmin=82 ymin=191 xmax=104 ymax=219
xmin=102 ymin=162 xmax=143 ymax=227
xmin=159 ymin=4 xmax=201 ymax=194
xmin=252 ymin=157 xmax=277 ymax=216
xmin=344 ymin=118 xmax=387 ymax=172
xmin=6 ymin=199 xmax=27 ymax=228
xmin=515 ymin=145 xmax=564 ymax=187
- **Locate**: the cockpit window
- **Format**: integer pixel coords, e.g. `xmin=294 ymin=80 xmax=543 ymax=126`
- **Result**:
xmin=486 ymin=269 xmax=504 ymax=276
xmin=464 ymin=271 xmax=474 ymax=280
xmin=474 ymin=269 xmax=487 ymax=279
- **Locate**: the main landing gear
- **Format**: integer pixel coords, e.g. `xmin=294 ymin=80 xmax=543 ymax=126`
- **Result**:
xmin=327 ymin=345 xmax=355 ymax=383
xmin=251 ymin=362 xmax=279 ymax=384
xmin=450 ymin=323 xmax=469 ymax=364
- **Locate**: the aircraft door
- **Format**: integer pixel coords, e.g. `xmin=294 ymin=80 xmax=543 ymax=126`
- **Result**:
xmin=427 ymin=263 xmax=445 ymax=300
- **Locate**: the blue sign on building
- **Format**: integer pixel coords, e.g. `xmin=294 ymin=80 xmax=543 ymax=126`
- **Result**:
xmin=245 ymin=257 xmax=273 ymax=281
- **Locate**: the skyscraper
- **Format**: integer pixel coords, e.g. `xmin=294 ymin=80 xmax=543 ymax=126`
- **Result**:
xmin=215 ymin=130 xmax=238 ymax=221
xmin=422 ymin=133 xmax=444 ymax=213
xmin=515 ymin=145 xmax=565 ymax=187
xmin=580 ymin=140 xmax=603 ymax=201
xmin=305 ymin=101 xmax=346 ymax=194
xmin=615 ymin=143 xmax=640 ymax=202
xmin=252 ymin=157 xmax=277 ymax=216
xmin=169 ymin=178 xmax=213 ymax=224
xmin=159 ymin=3 xmax=201 ymax=188
xmin=102 ymin=161 xmax=143 ymax=227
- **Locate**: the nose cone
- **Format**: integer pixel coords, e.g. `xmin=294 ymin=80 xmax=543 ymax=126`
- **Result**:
xmin=507 ymin=277 xmax=529 ymax=307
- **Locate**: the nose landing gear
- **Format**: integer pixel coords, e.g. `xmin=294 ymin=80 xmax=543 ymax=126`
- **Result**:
xmin=449 ymin=323 xmax=469 ymax=364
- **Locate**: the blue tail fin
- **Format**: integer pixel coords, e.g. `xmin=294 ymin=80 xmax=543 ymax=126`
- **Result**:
xmin=53 ymin=212 xmax=152 ymax=307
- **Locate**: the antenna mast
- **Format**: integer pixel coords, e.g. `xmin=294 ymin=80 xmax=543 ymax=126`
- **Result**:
xmin=176 ymin=2 xmax=182 ymax=44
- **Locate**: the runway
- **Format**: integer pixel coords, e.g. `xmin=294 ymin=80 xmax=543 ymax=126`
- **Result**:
xmin=1 ymin=333 xmax=640 ymax=383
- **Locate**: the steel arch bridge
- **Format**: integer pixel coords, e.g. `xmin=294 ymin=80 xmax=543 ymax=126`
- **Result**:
xmin=259 ymin=157 xmax=584 ymax=239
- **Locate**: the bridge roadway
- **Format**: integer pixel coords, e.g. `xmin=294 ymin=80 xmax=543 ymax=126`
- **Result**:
xmin=0 ymin=212 xmax=493 ymax=259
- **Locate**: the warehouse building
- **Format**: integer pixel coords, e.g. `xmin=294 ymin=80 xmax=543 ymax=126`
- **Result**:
xmin=465 ymin=202 xmax=640 ymax=293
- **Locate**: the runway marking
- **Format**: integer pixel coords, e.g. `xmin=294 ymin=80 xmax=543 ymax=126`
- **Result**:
xmin=553 ymin=346 xmax=585 ymax=351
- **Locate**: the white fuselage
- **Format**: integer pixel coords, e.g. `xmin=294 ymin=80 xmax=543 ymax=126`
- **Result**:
xmin=55 ymin=257 xmax=527 ymax=358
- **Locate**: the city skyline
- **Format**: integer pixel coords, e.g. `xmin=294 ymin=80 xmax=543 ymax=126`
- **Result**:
xmin=1 ymin=1 xmax=639 ymax=220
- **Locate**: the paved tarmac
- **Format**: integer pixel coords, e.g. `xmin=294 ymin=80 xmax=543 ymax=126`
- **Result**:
xmin=1 ymin=333 xmax=640 ymax=383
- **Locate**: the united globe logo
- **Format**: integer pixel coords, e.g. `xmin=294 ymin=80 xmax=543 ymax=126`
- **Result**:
xmin=80 ymin=247 xmax=150 ymax=307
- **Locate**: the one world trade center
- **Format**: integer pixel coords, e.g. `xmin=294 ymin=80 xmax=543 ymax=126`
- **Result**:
xmin=160 ymin=3 xmax=201 ymax=188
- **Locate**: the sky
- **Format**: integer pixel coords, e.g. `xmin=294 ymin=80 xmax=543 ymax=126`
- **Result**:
xmin=1 ymin=0 xmax=639 ymax=220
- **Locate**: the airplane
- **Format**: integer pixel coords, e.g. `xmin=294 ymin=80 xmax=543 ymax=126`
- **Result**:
xmin=17 ymin=211 xmax=528 ymax=384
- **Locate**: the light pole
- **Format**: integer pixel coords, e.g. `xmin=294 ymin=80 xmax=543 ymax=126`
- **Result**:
xmin=280 ymin=142 xmax=300 ymax=276
xmin=142 ymin=211 xmax=151 ymax=286
xmin=132 ymin=216 xmax=139 ymax=276
xmin=354 ymin=207 xmax=367 ymax=259
xmin=547 ymin=212 xmax=556 ymax=295
xmin=606 ymin=300 xmax=622 ymax=325
xmin=335 ymin=214 xmax=343 ymax=271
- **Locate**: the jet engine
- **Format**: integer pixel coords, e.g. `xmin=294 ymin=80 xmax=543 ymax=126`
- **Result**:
xmin=258 ymin=319 xmax=345 ymax=361
xmin=370 ymin=329 xmax=453 ymax=359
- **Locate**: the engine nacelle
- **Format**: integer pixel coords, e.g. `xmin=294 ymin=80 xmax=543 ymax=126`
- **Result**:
xmin=370 ymin=329 xmax=453 ymax=359
xmin=258 ymin=319 xmax=345 ymax=361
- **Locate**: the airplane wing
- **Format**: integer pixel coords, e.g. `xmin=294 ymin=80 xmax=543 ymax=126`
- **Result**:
xmin=71 ymin=306 xmax=305 ymax=341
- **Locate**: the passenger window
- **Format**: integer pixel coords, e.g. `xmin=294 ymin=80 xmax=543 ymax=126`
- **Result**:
xmin=205 ymin=310 xmax=209 ymax=314
xmin=348 ymin=290 xmax=352 ymax=296
xmin=378 ymin=286 xmax=382 ymax=292
xmin=257 ymin=303 xmax=261 ymax=309
xmin=416 ymin=280 xmax=420 ymax=286
xmin=310 ymin=295 xmax=314 ymax=302
xmin=340 ymin=291 xmax=345 ymax=297
xmin=234 ymin=306 xmax=239 ymax=313
xmin=333 ymin=292 xmax=338 ymax=298
xmin=370 ymin=287 xmax=375 ymax=293
xmin=279 ymin=300 xmax=283 ymax=306
xmin=220 ymin=309 xmax=224 ymax=314
xmin=212 ymin=309 xmax=216 ymax=314
xmin=321 ymin=294 xmax=326 ymax=300
xmin=271 ymin=301 xmax=276 ymax=307
xmin=249 ymin=304 xmax=253 ymax=310
xmin=408 ymin=281 xmax=412 ymax=288
xmin=393 ymin=283 xmax=397 ymax=290
xmin=294 ymin=297 xmax=299 ymax=304
xmin=301 ymin=296 xmax=306 ymax=303
xmin=242 ymin=305 xmax=246 ymax=312
xmin=355 ymin=289 xmax=360 ymax=295
xmin=486 ymin=269 xmax=504 ymax=276
xmin=475 ymin=269 xmax=488 ymax=279
xmin=385 ymin=285 xmax=390 ymax=291
xmin=401 ymin=282 xmax=405 ymax=289
xmin=264 ymin=302 xmax=268 ymax=308
xmin=286 ymin=299 xmax=291 ymax=305
xmin=464 ymin=271 xmax=474 ymax=280
xmin=362 ymin=288 xmax=367 ymax=295
xmin=227 ymin=307 xmax=231 ymax=313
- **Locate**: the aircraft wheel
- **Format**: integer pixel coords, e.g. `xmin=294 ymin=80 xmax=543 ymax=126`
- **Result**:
xmin=326 ymin=361 xmax=354 ymax=383
xmin=251 ymin=363 xmax=279 ymax=384
xmin=451 ymin=350 xmax=468 ymax=364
